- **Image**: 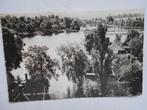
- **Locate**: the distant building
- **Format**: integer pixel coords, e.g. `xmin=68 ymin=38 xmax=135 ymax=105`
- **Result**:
xmin=110 ymin=43 xmax=125 ymax=54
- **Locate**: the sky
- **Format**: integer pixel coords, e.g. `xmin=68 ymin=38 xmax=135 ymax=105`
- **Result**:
xmin=0 ymin=8 xmax=144 ymax=19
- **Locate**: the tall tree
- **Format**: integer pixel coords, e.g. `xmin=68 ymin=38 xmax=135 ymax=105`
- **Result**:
xmin=24 ymin=45 xmax=57 ymax=80
xmin=24 ymin=45 xmax=58 ymax=93
xmin=125 ymin=30 xmax=143 ymax=61
xmin=84 ymin=23 xmax=113 ymax=96
xmin=57 ymin=44 xmax=89 ymax=97
xmin=40 ymin=20 xmax=53 ymax=35
xmin=129 ymin=37 xmax=143 ymax=61
xmin=2 ymin=27 xmax=24 ymax=101
xmin=64 ymin=17 xmax=72 ymax=29
xmin=123 ymin=62 xmax=142 ymax=95
xmin=2 ymin=28 xmax=24 ymax=82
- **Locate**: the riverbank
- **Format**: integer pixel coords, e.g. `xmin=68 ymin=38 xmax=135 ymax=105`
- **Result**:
xmin=2 ymin=26 xmax=81 ymax=38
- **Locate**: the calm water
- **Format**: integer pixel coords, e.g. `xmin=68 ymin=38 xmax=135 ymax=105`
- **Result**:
xmin=23 ymin=31 xmax=85 ymax=59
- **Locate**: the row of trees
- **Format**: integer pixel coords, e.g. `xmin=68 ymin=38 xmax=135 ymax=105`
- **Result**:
xmin=107 ymin=17 xmax=144 ymax=28
xmin=1 ymin=15 xmax=81 ymax=37
xmin=83 ymin=15 xmax=144 ymax=28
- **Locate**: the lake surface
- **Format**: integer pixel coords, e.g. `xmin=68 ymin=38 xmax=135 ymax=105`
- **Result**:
xmin=23 ymin=31 xmax=85 ymax=59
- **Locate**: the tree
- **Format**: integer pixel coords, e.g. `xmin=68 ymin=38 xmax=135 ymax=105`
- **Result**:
xmin=2 ymin=28 xmax=24 ymax=101
xmin=2 ymin=28 xmax=24 ymax=81
xmin=64 ymin=17 xmax=72 ymax=29
xmin=84 ymin=23 xmax=113 ymax=96
xmin=124 ymin=30 xmax=143 ymax=61
xmin=123 ymin=62 xmax=142 ymax=95
xmin=84 ymin=32 xmax=95 ymax=54
xmin=129 ymin=37 xmax=143 ymax=61
xmin=26 ymin=23 xmax=35 ymax=33
xmin=112 ymin=53 xmax=143 ymax=96
xmin=24 ymin=45 xmax=58 ymax=92
xmin=57 ymin=43 xmax=89 ymax=97
xmin=107 ymin=16 xmax=114 ymax=24
xmin=24 ymin=45 xmax=57 ymax=79
xmin=127 ymin=30 xmax=140 ymax=41
xmin=40 ymin=20 xmax=53 ymax=35
xmin=71 ymin=20 xmax=80 ymax=31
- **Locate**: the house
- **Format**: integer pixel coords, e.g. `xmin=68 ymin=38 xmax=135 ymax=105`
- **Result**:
xmin=109 ymin=41 xmax=124 ymax=54
xmin=109 ymin=42 xmax=130 ymax=55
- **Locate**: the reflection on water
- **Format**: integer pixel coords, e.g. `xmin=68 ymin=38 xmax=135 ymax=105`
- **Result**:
xmin=49 ymin=74 xmax=78 ymax=99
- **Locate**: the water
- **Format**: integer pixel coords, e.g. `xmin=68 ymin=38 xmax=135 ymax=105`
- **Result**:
xmin=23 ymin=31 xmax=85 ymax=59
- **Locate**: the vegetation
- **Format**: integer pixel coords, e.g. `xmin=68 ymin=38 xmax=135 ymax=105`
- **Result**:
xmin=1 ymin=15 xmax=81 ymax=38
xmin=24 ymin=46 xmax=58 ymax=93
xmin=83 ymin=14 xmax=144 ymax=28
xmin=2 ymin=28 xmax=24 ymax=72
xmin=57 ymin=44 xmax=89 ymax=97
xmin=123 ymin=62 xmax=142 ymax=95
xmin=84 ymin=23 xmax=113 ymax=96
xmin=2 ymin=28 xmax=24 ymax=101
xmin=111 ymin=29 xmax=143 ymax=96
xmin=123 ymin=30 xmax=143 ymax=62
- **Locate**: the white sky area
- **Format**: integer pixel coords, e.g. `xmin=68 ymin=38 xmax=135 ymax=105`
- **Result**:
xmin=0 ymin=9 xmax=144 ymax=19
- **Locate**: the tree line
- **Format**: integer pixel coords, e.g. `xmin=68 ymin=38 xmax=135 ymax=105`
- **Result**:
xmin=82 ymin=13 xmax=144 ymax=28
xmin=1 ymin=15 xmax=81 ymax=38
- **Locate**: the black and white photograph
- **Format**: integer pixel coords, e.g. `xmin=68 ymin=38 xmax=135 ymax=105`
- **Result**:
xmin=0 ymin=9 xmax=144 ymax=102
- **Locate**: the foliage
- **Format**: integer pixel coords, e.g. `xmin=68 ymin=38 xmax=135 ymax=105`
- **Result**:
xmin=57 ymin=43 xmax=88 ymax=82
xmin=112 ymin=54 xmax=142 ymax=96
xmin=123 ymin=62 xmax=142 ymax=95
xmin=129 ymin=37 xmax=143 ymax=61
xmin=39 ymin=20 xmax=53 ymax=35
xmin=2 ymin=28 xmax=24 ymax=72
xmin=64 ymin=17 xmax=72 ymax=29
xmin=24 ymin=45 xmax=58 ymax=80
xmin=57 ymin=44 xmax=89 ymax=97
xmin=127 ymin=30 xmax=140 ymax=41
xmin=124 ymin=30 xmax=143 ymax=61
xmin=2 ymin=28 xmax=24 ymax=100
xmin=84 ymin=23 xmax=113 ymax=96
xmin=106 ymin=16 xmax=114 ymax=24
xmin=1 ymin=15 xmax=81 ymax=37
